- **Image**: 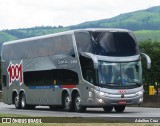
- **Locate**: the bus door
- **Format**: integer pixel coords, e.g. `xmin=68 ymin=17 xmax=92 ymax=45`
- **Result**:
xmin=79 ymin=55 xmax=97 ymax=105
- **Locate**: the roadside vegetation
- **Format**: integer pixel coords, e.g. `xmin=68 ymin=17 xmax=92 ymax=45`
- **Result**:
xmin=139 ymin=39 xmax=160 ymax=94
xmin=0 ymin=113 xmax=159 ymax=126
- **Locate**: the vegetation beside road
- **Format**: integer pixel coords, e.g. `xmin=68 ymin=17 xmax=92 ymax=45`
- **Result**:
xmin=0 ymin=113 xmax=159 ymax=126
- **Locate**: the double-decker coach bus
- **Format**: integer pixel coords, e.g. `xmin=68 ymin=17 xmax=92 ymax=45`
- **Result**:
xmin=1 ymin=28 xmax=151 ymax=112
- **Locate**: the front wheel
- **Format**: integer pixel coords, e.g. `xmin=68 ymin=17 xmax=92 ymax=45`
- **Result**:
xmin=75 ymin=94 xmax=86 ymax=112
xmin=114 ymin=105 xmax=125 ymax=113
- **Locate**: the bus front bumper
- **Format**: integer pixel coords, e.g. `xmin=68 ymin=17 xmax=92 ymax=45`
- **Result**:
xmin=94 ymin=91 xmax=143 ymax=106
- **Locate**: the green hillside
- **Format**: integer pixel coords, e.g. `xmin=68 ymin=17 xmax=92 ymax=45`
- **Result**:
xmin=0 ymin=6 xmax=160 ymax=43
xmin=0 ymin=31 xmax=17 ymax=43
xmin=134 ymin=30 xmax=160 ymax=42
xmin=4 ymin=26 xmax=69 ymax=39
xmin=71 ymin=6 xmax=160 ymax=30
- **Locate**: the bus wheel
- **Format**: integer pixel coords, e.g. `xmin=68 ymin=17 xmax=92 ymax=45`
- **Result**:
xmin=20 ymin=92 xmax=28 ymax=109
xmin=64 ymin=93 xmax=74 ymax=112
xmin=114 ymin=105 xmax=125 ymax=113
xmin=103 ymin=106 xmax=113 ymax=112
xmin=75 ymin=93 xmax=86 ymax=112
xmin=14 ymin=94 xmax=21 ymax=109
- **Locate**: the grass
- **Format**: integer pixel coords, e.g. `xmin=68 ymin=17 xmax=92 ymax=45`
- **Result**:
xmin=0 ymin=113 xmax=159 ymax=126
xmin=0 ymin=123 xmax=159 ymax=126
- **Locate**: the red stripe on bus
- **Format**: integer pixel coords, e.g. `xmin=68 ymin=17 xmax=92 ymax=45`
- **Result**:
xmin=62 ymin=85 xmax=76 ymax=88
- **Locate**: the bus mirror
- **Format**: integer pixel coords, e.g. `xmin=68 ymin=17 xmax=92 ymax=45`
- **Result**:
xmin=141 ymin=53 xmax=151 ymax=69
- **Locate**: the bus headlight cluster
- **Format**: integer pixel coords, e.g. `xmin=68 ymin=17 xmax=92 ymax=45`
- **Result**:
xmin=98 ymin=91 xmax=108 ymax=97
xmin=139 ymin=97 xmax=143 ymax=103
xmin=92 ymin=89 xmax=109 ymax=97
xmin=136 ymin=90 xmax=143 ymax=96
xmin=97 ymin=98 xmax=104 ymax=103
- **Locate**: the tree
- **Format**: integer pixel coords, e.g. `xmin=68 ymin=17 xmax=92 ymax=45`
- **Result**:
xmin=139 ymin=39 xmax=160 ymax=93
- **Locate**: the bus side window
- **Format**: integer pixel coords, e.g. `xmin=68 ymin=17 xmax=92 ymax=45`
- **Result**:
xmin=79 ymin=55 xmax=95 ymax=84
xmin=85 ymin=69 xmax=94 ymax=83
xmin=24 ymin=69 xmax=78 ymax=86
xmin=49 ymin=35 xmax=75 ymax=57
xmin=57 ymin=69 xmax=78 ymax=85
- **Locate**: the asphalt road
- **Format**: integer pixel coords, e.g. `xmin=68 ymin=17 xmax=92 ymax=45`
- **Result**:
xmin=0 ymin=102 xmax=159 ymax=118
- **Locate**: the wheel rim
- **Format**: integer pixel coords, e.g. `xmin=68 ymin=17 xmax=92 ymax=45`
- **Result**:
xmin=15 ymin=96 xmax=19 ymax=107
xmin=65 ymin=96 xmax=71 ymax=109
xmin=21 ymin=95 xmax=25 ymax=108
xmin=75 ymin=96 xmax=81 ymax=110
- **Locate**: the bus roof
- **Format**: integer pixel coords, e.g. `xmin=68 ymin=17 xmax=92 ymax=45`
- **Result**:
xmin=3 ymin=28 xmax=131 ymax=46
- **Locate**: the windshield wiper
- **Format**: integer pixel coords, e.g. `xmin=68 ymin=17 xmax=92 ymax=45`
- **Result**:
xmin=127 ymin=82 xmax=142 ymax=86
xmin=99 ymin=83 xmax=121 ymax=86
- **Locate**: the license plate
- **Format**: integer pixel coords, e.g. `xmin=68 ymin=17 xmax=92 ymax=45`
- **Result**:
xmin=118 ymin=101 xmax=126 ymax=104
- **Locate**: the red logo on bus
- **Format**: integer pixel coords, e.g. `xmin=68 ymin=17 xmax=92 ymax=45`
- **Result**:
xmin=119 ymin=90 xmax=126 ymax=94
xmin=7 ymin=61 xmax=23 ymax=86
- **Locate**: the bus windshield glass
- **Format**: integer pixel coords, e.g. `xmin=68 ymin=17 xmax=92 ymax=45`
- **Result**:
xmin=91 ymin=32 xmax=139 ymax=56
xmin=75 ymin=31 xmax=139 ymax=57
xmin=98 ymin=61 xmax=142 ymax=87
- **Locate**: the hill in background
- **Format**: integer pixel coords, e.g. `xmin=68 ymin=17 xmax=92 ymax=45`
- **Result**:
xmin=0 ymin=5 xmax=160 ymax=44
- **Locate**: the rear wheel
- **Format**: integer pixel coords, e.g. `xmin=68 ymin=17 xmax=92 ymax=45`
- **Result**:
xmin=64 ymin=93 xmax=74 ymax=112
xmin=114 ymin=105 xmax=125 ymax=113
xmin=14 ymin=94 xmax=21 ymax=109
xmin=75 ymin=93 xmax=86 ymax=112
xmin=103 ymin=106 xmax=113 ymax=112
xmin=20 ymin=92 xmax=35 ymax=109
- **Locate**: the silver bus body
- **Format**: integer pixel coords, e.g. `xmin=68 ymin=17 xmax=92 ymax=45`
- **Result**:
xmin=1 ymin=28 xmax=151 ymax=112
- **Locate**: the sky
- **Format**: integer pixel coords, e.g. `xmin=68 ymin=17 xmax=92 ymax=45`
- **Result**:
xmin=0 ymin=0 xmax=160 ymax=30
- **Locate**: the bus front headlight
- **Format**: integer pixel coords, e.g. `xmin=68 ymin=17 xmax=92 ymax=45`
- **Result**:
xmin=99 ymin=91 xmax=109 ymax=97
xmin=93 ymin=89 xmax=109 ymax=97
xmin=136 ymin=90 xmax=143 ymax=96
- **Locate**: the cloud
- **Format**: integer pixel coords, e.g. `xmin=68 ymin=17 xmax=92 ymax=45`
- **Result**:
xmin=0 ymin=0 xmax=160 ymax=30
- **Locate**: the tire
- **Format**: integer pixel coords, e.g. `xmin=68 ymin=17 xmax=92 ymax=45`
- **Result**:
xmin=103 ymin=106 xmax=113 ymax=112
xmin=14 ymin=94 xmax=21 ymax=109
xmin=114 ymin=105 xmax=125 ymax=113
xmin=63 ymin=93 xmax=74 ymax=112
xmin=75 ymin=93 xmax=86 ymax=113
xmin=20 ymin=92 xmax=29 ymax=109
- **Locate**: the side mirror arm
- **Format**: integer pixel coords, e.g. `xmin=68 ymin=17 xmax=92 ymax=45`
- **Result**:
xmin=141 ymin=53 xmax=151 ymax=69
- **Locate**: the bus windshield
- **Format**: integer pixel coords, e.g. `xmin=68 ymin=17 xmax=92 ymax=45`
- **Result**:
xmin=91 ymin=32 xmax=139 ymax=56
xmin=98 ymin=61 xmax=142 ymax=87
xmin=75 ymin=31 xmax=139 ymax=57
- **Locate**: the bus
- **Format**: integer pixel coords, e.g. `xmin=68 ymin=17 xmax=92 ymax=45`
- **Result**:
xmin=1 ymin=28 xmax=151 ymax=113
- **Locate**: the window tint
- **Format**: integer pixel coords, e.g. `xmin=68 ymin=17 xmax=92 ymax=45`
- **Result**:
xmin=74 ymin=32 xmax=92 ymax=53
xmin=91 ymin=32 xmax=139 ymax=56
xmin=9 ymin=42 xmax=28 ymax=60
xmin=28 ymin=38 xmax=50 ymax=58
xmin=49 ymin=35 xmax=74 ymax=56
xmin=2 ymin=45 xmax=10 ymax=60
xmin=4 ymin=34 xmax=74 ymax=60
xmin=24 ymin=69 xmax=78 ymax=86
xmin=79 ymin=55 xmax=96 ymax=84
